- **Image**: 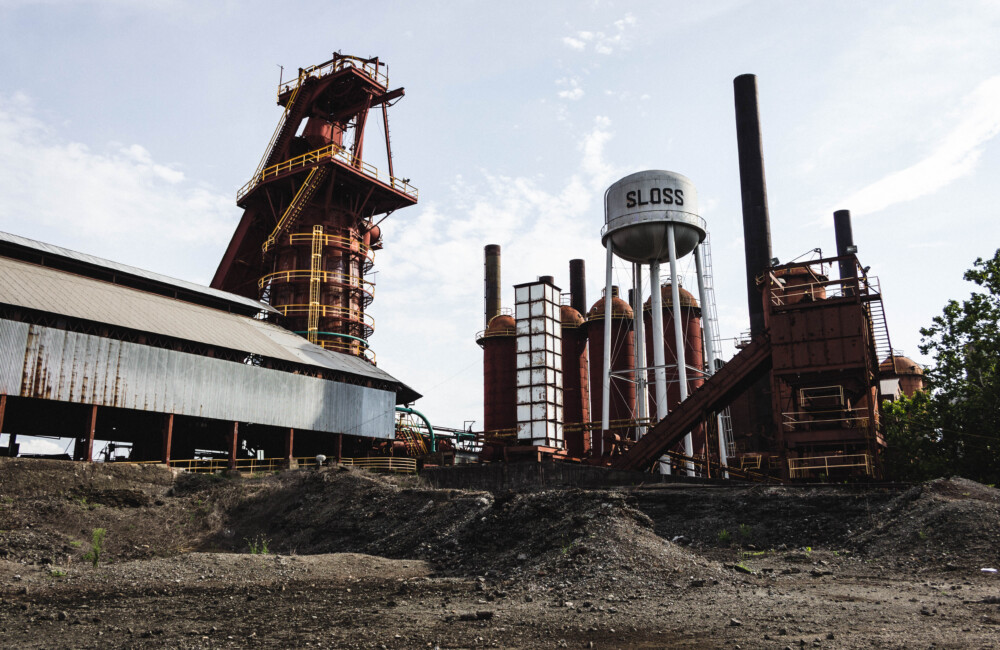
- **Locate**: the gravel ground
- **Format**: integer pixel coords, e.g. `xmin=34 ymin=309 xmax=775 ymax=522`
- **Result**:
xmin=1 ymin=458 xmax=999 ymax=648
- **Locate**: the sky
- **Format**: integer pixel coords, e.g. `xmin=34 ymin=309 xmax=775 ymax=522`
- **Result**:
xmin=1 ymin=0 xmax=999 ymax=451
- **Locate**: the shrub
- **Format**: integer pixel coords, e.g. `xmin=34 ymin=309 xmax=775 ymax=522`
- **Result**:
xmin=83 ymin=528 xmax=106 ymax=568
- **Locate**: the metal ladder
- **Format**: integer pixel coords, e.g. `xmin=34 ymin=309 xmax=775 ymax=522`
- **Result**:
xmin=699 ymin=235 xmax=736 ymax=459
xmin=866 ymin=293 xmax=893 ymax=366
xmin=262 ymin=167 xmax=328 ymax=253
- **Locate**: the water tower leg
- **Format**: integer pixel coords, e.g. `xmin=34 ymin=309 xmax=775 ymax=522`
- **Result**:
xmin=601 ymin=242 xmax=614 ymax=436
xmin=667 ymin=224 xmax=694 ymax=476
xmin=695 ymin=244 xmax=729 ymax=478
xmin=649 ymin=259 xmax=670 ymax=474
xmin=632 ymin=263 xmax=647 ymax=440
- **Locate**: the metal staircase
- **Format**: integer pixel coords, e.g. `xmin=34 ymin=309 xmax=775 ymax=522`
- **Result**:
xmin=262 ymin=166 xmax=328 ymax=253
xmin=866 ymin=291 xmax=893 ymax=366
xmin=699 ymin=235 xmax=737 ymax=459
xmin=613 ymin=334 xmax=774 ymax=472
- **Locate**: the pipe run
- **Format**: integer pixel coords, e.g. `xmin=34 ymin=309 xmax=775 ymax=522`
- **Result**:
xmin=396 ymin=406 xmax=436 ymax=452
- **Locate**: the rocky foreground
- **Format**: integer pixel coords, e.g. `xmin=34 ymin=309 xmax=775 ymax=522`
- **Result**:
xmin=1 ymin=458 xmax=998 ymax=648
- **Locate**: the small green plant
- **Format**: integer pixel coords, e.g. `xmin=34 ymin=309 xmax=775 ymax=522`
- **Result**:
xmin=804 ymin=546 xmax=812 ymax=555
xmin=83 ymin=528 xmax=106 ymax=568
xmin=246 ymin=535 xmax=271 ymax=555
xmin=49 ymin=569 xmax=67 ymax=578
xmin=69 ymin=541 xmax=82 ymax=548
xmin=741 ymin=550 xmax=766 ymax=558
xmin=918 ymin=530 xmax=928 ymax=540
xmin=738 ymin=523 xmax=752 ymax=539
xmin=718 ymin=528 xmax=732 ymax=544
xmin=734 ymin=561 xmax=754 ymax=574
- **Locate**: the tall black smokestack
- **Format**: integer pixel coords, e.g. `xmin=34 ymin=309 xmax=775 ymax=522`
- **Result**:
xmin=833 ymin=209 xmax=856 ymax=281
xmin=734 ymin=73 xmax=774 ymax=438
xmin=569 ymin=259 xmax=587 ymax=315
xmin=734 ymin=74 xmax=773 ymax=337
xmin=484 ymin=244 xmax=501 ymax=327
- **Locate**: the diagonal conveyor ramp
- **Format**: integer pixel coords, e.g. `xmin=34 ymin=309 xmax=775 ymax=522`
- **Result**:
xmin=612 ymin=334 xmax=773 ymax=472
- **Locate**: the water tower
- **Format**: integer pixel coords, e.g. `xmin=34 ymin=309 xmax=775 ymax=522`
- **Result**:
xmin=601 ymin=170 xmax=728 ymax=473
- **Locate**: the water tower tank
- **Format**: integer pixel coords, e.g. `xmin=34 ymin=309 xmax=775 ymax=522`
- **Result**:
xmin=603 ymin=170 xmax=706 ymax=263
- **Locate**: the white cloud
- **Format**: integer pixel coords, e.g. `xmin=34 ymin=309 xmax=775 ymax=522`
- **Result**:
xmin=0 ymin=93 xmax=239 ymax=281
xmin=830 ymin=75 xmax=1000 ymax=216
xmin=561 ymin=12 xmax=636 ymax=55
xmin=556 ymin=77 xmax=585 ymax=101
xmin=373 ymin=117 xmax=621 ymax=425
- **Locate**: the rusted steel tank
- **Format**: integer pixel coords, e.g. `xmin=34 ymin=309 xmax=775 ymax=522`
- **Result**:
xmin=644 ymin=284 xmax=704 ymax=456
xmin=586 ymin=291 xmax=635 ymax=457
xmin=478 ymin=314 xmax=517 ymax=435
xmin=879 ymin=354 xmax=925 ymax=397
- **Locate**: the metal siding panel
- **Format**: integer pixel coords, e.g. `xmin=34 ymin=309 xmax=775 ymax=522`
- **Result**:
xmin=1 ymin=322 xmax=394 ymax=435
xmin=0 ymin=319 xmax=29 ymax=394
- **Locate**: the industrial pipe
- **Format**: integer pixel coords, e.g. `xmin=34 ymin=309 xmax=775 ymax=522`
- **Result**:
xmin=734 ymin=73 xmax=775 ymax=438
xmin=733 ymin=74 xmax=773 ymax=337
xmin=570 ymin=259 xmax=587 ymax=316
xmin=833 ymin=209 xmax=857 ymax=287
xmin=484 ymin=245 xmax=501 ymax=328
xmin=395 ymin=406 xmax=436 ymax=452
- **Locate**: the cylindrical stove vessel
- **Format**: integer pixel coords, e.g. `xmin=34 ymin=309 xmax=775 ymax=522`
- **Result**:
xmin=561 ymin=305 xmax=590 ymax=457
xmin=480 ymin=314 xmax=517 ymax=434
xmin=587 ymin=292 xmax=635 ymax=457
xmin=644 ymin=284 xmax=705 ymax=453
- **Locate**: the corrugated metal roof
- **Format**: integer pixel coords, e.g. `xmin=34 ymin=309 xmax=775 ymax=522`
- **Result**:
xmin=0 ymin=230 xmax=277 ymax=316
xmin=0 ymin=255 xmax=415 ymax=394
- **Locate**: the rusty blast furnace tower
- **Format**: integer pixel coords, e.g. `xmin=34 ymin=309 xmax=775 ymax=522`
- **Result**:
xmin=212 ymin=54 xmax=417 ymax=360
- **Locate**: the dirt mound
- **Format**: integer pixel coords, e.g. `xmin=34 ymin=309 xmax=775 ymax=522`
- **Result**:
xmin=203 ymin=467 xmax=719 ymax=591
xmin=0 ymin=457 xmax=220 ymax=566
xmin=850 ymin=477 xmax=1000 ymax=569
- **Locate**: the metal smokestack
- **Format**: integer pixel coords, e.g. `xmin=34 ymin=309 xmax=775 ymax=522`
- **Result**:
xmin=569 ymin=259 xmax=587 ymax=315
xmin=833 ymin=209 xmax=856 ymax=280
xmin=734 ymin=73 xmax=774 ymax=438
xmin=734 ymin=74 xmax=773 ymax=337
xmin=484 ymin=244 xmax=501 ymax=327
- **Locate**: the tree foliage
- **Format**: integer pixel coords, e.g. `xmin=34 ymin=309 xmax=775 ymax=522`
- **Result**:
xmin=884 ymin=249 xmax=1000 ymax=484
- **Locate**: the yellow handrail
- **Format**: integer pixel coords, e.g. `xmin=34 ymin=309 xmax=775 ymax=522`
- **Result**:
xmin=258 ymin=269 xmax=375 ymax=295
xmin=237 ymin=141 xmax=418 ymax=203
xmin=788 ymin=453 xmax=874 ymax=478
xmin=273 ymin=303 xmax=375 ymax=328
xmin=262 ymin=167 xmax=328 ymax=253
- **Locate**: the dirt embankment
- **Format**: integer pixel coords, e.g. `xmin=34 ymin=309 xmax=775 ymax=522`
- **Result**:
xmin=2 ymin=458 xmax=999 ymax=649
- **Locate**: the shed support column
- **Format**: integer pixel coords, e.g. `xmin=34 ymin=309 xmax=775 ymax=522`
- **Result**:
xmin=161 ymin=414 xmax=174 ymax=466
xmin=228 ymin=422 xmax=238 ymax=470
xmin=83 ymin=405 xmax=97 ymax=463
xmin=0 ymin=395 xmax=11 ymax=457
xmin=285 ymin=428 xmax=295 ymax=466
xmin=336 ymin=433 xmax=343 ymax=463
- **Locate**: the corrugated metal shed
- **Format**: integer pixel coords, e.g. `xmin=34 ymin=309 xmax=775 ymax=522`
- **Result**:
xmin=0 ymin=256 xmax=419 ymax=401
xmin=0 ymin=230 xmax=276 ymax=316
xmin=1 ymin=319 xmax=396 ymax=438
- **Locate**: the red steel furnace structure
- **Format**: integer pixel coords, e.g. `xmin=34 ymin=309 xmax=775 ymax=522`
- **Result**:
xmin=212 ymin=54 xmax=417 ymax=360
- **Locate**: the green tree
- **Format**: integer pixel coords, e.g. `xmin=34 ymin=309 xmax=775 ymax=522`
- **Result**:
xmin=885 ymin=249 xmax=1000 ymax=484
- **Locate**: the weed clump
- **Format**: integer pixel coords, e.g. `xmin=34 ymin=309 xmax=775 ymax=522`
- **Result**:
xmin=83 ymin=528 xmax=106 ymax=568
